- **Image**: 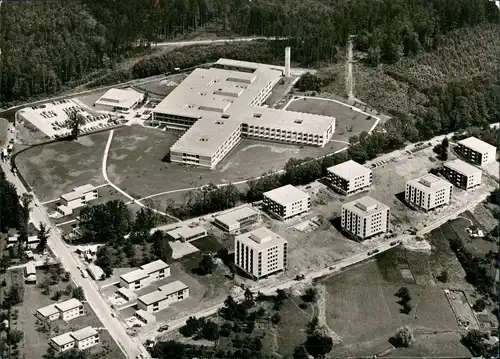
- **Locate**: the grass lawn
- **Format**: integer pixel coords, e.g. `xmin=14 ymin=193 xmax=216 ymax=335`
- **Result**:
xmin=15 ymin=131 xmax=110 ymax=201
xmin=190 ymin=236 xmax=223 ymax=253
xmin=285 ymin=97 xmax=377 ymax=140
xmin=276 ymin=298 xmax=312 ymax=357
xmin=75 ymin=89 xmax=109 ymax=108
xmin=391 ymin=332 xmax=471 ymax=357
xmin=106 ymin=125 xmax=348 ymax=198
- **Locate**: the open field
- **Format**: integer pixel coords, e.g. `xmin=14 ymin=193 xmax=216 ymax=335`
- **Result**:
xmin=133 ymin=74 xmax=188 ymax=97
xmin=323 ymin=258 xmax=469 ymax=357
xmin=18 ymin=269 xmax=123 ymax=359
xmin=471 ymin=202 xmax=499 ymax=232
xmin=76 ymin=89 xmax=109 ymax=108
xmin=285 ymin=97 xmax=377 ymax=140
xmin=16 ymin=131 xmax=110 ymax=201
xmin=276 ymin=298 xmax=313 ymax=357
xmin=106 ymin=125 xmax=347 ymax=198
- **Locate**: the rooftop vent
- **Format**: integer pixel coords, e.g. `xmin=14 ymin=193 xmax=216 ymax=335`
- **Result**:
xmin=294 ymin=119 xmax=303 ymax=124
xmin=221 ymin=114 xmax=230 ymax=119
xmin=215 ymin=121 xmax=225 ymax=125
xmin=199 ymin=137 xmax=209 ymax=142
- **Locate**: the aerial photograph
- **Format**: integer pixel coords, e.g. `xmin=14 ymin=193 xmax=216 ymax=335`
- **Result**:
xmin=0 ymin=0 xmax=499 ymax=358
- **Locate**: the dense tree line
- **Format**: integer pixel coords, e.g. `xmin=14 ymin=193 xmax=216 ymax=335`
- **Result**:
xmin=1 ymin=0 xmax=498 ymax=105
xmin=0 ymin=169 xmax=22 ymax=232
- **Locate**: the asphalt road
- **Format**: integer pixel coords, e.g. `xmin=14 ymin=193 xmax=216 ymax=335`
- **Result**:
xmin=0 ymin=125 xmax=147 ymax=359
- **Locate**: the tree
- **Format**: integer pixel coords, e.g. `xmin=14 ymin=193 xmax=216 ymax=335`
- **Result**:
xmin=306 ymin=316 xmax=319 ymax=335
xmin=243 ymin=288 xmax=254 ymax=307
xmin=293 ymin=345 xmax=310 ymax=359
xmin=220 ymin=322 xmax=232 ymax=337
xmin=395 ymin=287 xmax=411 ymax=302
xmin=437 ymin=269 xmax=449 ymax=282
xmin=67 ymin=111 xmax=86 ymax=139
xmin=395 ymin=325 xmax=413 ymax=347
xmin=304 ymin=329 xmax=333 ymax=358
xmin=202 ymin=320 xmax=220 ymax=341
xmin=462 ymin=330 xmax=489 ymax=357
xmin=271 ymin=313 xmax=281 ymax=324
xmin=197 ymin=254 xmax=215 ymax=275
xmin=180 ymin=316 xmax=204 ymax=337
xmin=302 ymin=287 xmax=318 ymax=302
xmin=36 ymin=222 xmax=50 ymax=253
xmin=72 ymin=286 xmax=85 ymax=301
xmin=472 ymin=298 xmax=486 ymax=312
xmin=7 ymin=329 xmax=23 ymax=345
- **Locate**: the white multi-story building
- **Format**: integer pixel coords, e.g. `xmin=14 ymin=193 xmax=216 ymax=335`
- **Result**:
xmin=137 ymin=281 xmax=190 ymax=314
xmin=405 ymin=174 xmax=453 ymax=211
xmin=263 ymin=185 xmax=311 ymax=220
xmin=234 ymin=227 xmax=288 ymax=280
xmin=327 ymin=160 xmax=372 ymax=195
xmin=153 ymin=58 xmax=336 ymax=169
xmin=213 ymin=206 xmax=260 ymax=233
xmin=119 ymin=260 xmax=170 ymax=291
xmin=36 ymin=298 xmax=84 ymax=322
xmin=50 ymin=327 xmax=99 ymax=352
xmin=457 ymin=136 xmax=497 ymax=166
xmin=341 ymin=196 xmax=390 ymax=240
xmin=57 ymin=184 xmax=99 ymax=216
xmin=443 ymin=159 xmax=482 ymax=190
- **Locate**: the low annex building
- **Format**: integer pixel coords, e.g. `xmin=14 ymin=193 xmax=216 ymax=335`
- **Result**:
xmin=36 ymin=298 xmax=84 ymax=322
xmin=327 ymin=160 xmax=372 ymax=195
xmin=405 ymin=174 xmax=453 ymax=211
xmin=135 ymin=309 xmax=156 ymax=325
xmin=263 ymin=185 xmax=311 ymax=220
xmin=24 ymin=261 xmax=37 ymax=284
xmin=213 ymin=206 xmax=260 ymax=233
xmin=341 ymin=196 xmax=390 ymax=240
xmin=87 ymin=264 xmax=104 ymax=281
xmin=443 ymin=159 xmax=482 ymax=190
xmin=166 ymin=225 xmax=207 ymax=242
xmin=456 ymin=136 xmax=497 ymax=166
xmin=234 ymin=227 xmax=288 ymax=280
xmin=57 ymin=184 xmax=99 ymax=216
xmin=153 ymin=58 xmax=336 ymax=169
xmin=50 ymin=326 xmax=99 ymax=352
xmin=94 ymin=88 xmax=144 ymax=112
xmin=137 ymin=280 xmax=190 ymax=314
xmin=119 ymin=260 xmax=170 ymax=291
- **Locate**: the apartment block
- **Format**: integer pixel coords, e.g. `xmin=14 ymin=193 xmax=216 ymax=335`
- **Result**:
xmin=263 ymin=185 xmax=311 ymax=220
xmin=327 ymin=160 xmax=372 ymax=195
xmin=57 ymin=184 xmax=99 ymax=216
xmin=457 ymin=136 xmax=497 ymax=166
xmin=443 ymin=159 xmax=482 ymax=190
xmin=341 ymin=196 xmax=390 ymax=240
xmin=137 ymin=281 xmax=190 ymax=314
xmin=213 ymin=206 xmax=260 ymax=233
xmin=36 ymin=298 xmax=84 ymax=322
xmin=234 ymin=227 xmax=288 ymax=280
xmin=119 ymin=260 xmax=170 ymax=291
xmin=50 ymin=327 xmax=99 ymax=352
xmin=405 ymin=174 xmax=453 ymax=211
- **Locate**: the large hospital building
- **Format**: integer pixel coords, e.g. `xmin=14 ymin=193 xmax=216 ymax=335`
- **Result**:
xmin=152 ymin=57 xmax=336 ymax=169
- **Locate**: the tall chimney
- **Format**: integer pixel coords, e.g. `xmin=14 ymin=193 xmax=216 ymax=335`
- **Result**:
xmin=285 ymin=47 xmax=291 ymax=77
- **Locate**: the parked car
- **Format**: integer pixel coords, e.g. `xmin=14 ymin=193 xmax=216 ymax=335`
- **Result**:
xmin=157 ymin=324 xmax=169 ymax=332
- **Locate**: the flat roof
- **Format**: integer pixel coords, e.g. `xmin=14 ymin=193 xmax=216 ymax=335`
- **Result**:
xmin=167 ymin=225 xmax=207 ymax=240
xmin=263 ymin=184 xmax=310 ymax=206
xmin=327 ymin=160 xmax=371 ymax=179
xmin=118 ymin=287 xmax=137 ymax=300
xmin=87 ymin=264 xmax=104 ymax=279
xmin=140 ymin=259 xmax=169 ymax=274
xmin=55 ymin=298 xmax=83 ymax=312
xmin=235 ymin=226 xmax=287 ymax=251
xmin=459 ymin=136 xmax=497 ymax=153
xmin=37 ymin=304 xmax=59 ymax=317
xmin=342 ymin=196 xmax=389 ymax=216
xmin=120 ymin=269 xmax=148 ymax=283
xmin=158 ymin=280 xmax=188 ymax=294
xmin=135 ymin=309 xmax=156 ymax=322
xmin=406 ymin=174 xmax=452 ymax=192
xmin=155 ymin=62 xmax=335 ymax=158
xmin=137 ymin=290 xmax=167 ymax=306
xmin=60 ymin=184 xmax=96 ymax=202
xmin=71 ymin=326 xmax=98 ymax=341
xmin=95 ymin=88 xmax=143 ymax=109
xmin=444 ymin=159 xmax=481 ymax=176
xmin=25 ymin=261 xmax=36 ymax=275
xmin=51 ymin=332 xmax=74 ymax=346
xmin=214 ymin=206 xmax=259 ymax=227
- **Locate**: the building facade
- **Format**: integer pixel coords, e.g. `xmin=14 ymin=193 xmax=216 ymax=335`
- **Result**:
xmin=36 ymin=299 xmax=84 ymax=323
xmin=263 ymin=185 xmax=311 ymax=220
xmin=153 ymin=58 xmax=336 ymax=169
xmin=137 ymin=281 xmax=190 ymax=314
xmin=327 ymin=160 xmax=372 ymax=195
xmin=234 ymin=227 xmax=288 ymax=280
xmin=443 ymin=159 xmax=482 ymax=190
xmin=57 ymin=184 xmax=99 ymax=216
xmin=456 ymin=136 xmax=497 ymax=166
xmin=119 ymin=260 xmax=170 ymax=291
xmin=341 ymin=196 xmax=390 ymax=240
xmin=213 ymin=206 xmax=260 ymax=233
xmin=50 ymin=327 xmax=99 ymax=352
xmin=405 ymin=174 xmax=453 ymax=211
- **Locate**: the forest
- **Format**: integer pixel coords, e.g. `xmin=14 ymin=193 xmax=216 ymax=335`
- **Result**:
xmin=0 ymin=0 xmax=499 ymax=105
